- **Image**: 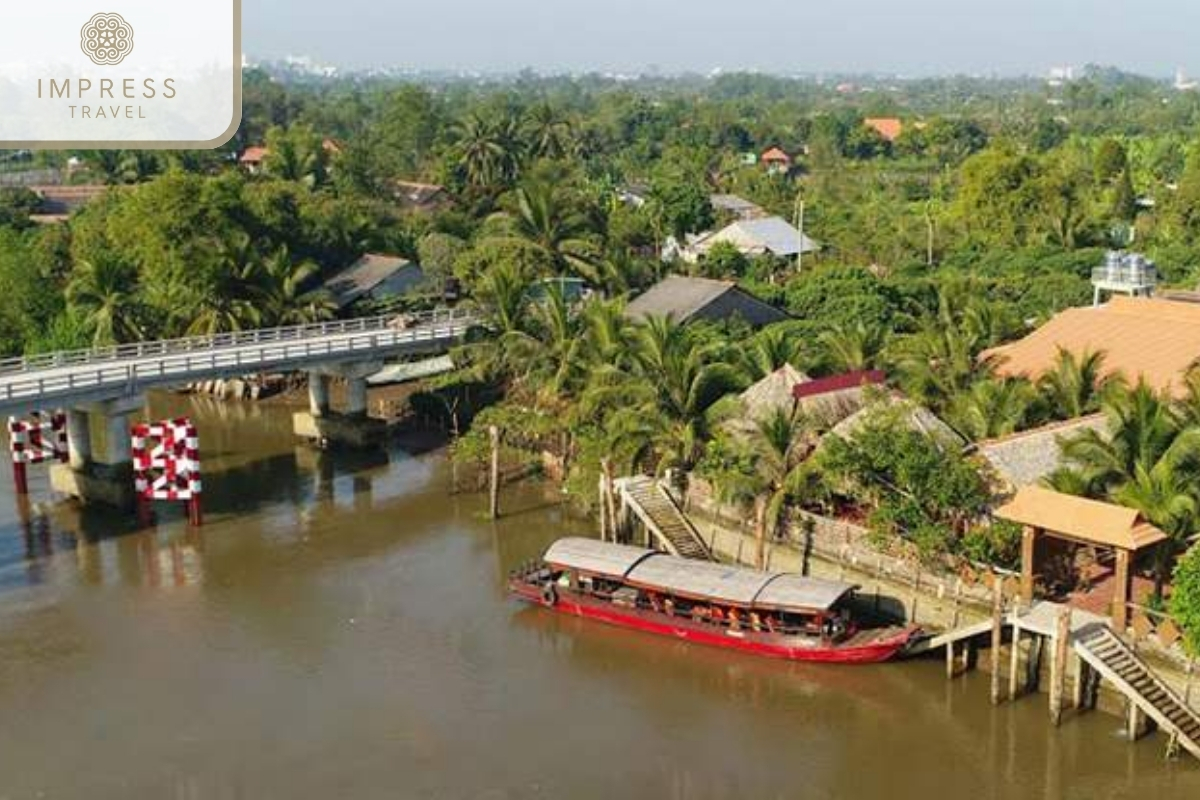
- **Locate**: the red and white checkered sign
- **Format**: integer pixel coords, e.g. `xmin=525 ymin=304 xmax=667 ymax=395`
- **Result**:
xmin=132 ymin=418 xmax=202 ymax=501
xmin=8 ymin=411 xmax=68 ymax=465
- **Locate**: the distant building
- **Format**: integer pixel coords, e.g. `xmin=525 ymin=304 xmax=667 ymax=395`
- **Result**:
xmin=683 ymin=216 xmax=818 ymax=263
xmin=323 ymin=253 xmax=426 ymax=310
xmin=625 ymin=275 xmax=789 ymax=328
xmin=983 ymin=295 xmax=1200 ymax=397
xmin=616 ymin=183 xmax=652 ymax=208
xmin=392 ymin=180 xmax=451 ymax=213
xmin=239 ymin=139 xmax=341 ymax=175
xmin=1175 ymin=68 xmax=1198 ymax=91
xmin=26 ymin=184 xmax=111 ymax=224
xmin=760 ymin=147 xmax=792 ymax=175
xmin=863 ymin=118 xmax=903 ymax=143
xmin=238 ymin=146 xmax=269 ymax=173
xmin=710 ymin=193 xmax=765 ymax=221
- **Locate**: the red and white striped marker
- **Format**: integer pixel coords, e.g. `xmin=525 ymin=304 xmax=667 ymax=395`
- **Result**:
xmin=132 ymin=417 xmax=203 ymax=525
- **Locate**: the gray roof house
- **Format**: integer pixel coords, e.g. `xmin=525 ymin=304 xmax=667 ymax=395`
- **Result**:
xmin=710 ymin=193 xmax=765 ymax=220
xmin=975 ymin=415 xmax=1108 ymax=495
xmin=684 ymin=216 xmax=818 ymax=263
xmin=624 ymin=275 xmax=789 ymax=327
xmin=323 ymin=253 xmax=426 ymax=309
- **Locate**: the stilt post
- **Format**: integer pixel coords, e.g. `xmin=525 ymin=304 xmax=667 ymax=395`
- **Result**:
xmin=1009 ymin=621 xmax=1022 ymax=700
xmin=1050 ymin=607 xmax=1072 ymax=725
xmin=488 ymin=426 xmax=500 ymax=520
xmin=990 ymin=585 xmax=1004 ymax=705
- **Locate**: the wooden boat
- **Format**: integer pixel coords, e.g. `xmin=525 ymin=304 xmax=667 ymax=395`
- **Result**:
xmin=509 ymin=538 xmax=919 ymax=664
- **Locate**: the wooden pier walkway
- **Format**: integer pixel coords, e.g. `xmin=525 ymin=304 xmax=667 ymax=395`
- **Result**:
xmin=614 ymin=477 xmax=713 ymax=561
xmin=924 ymin=599 xmax=1200 ymax=761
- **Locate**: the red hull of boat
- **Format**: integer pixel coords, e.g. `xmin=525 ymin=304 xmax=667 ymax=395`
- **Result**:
xmin=511 ymin=583 xmax=915 ymax=664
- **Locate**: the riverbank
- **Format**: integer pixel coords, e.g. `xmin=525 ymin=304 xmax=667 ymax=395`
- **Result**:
xmin=677 ymin=479 xmax=1200 ymax=729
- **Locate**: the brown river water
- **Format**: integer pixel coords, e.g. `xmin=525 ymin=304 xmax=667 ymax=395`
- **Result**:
xmin=0 ymin=394 xmax=1198 ymax=799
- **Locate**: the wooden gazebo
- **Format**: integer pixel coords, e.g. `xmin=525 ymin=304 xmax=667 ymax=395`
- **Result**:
xmin=995 ymin=486 xmax=1168 ymax=630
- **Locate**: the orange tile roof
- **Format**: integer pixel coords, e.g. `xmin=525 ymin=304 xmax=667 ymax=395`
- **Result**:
xmin=760 ymin=146 xmax=791 ymax=163
xmin=239 ymin=146 xmax=268 ymax=163
xmin=984 ymin=296 xmax=1200 ymax=397
xmin=995 ymin=486 xmax=1168 ymax=551
xmin=864 ymin=118 xmax=903 ymax=142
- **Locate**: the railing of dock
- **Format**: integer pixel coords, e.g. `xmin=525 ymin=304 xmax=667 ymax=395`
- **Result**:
xmin=0 ymin=308 xmax=478 ymax=406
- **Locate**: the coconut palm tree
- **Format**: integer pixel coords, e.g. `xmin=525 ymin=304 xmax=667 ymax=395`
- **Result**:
xmin=525 ymin=103 xmax=572 ymax=160
xmin=255 ymin=247 xmax=337 ymax=326
xmin=818 ymin=322 xmax=885 ymax=373
xmin=1115 ymin=460 xmax=1200 ymax=597
xmin=741 ymin=325 xmax=805 ymax=382
xmin=454 ymin=113 xmax=521 ymax=190
xmin=493 ymin=182 xmax=601 ymax=282
xmin=750 ymin=408 xmax=818 ymax=567
xmin=66 ymin=256 xmax=143 ymax=346
xmin=948 ymin=377 xmax=1038 ymax=441
xmin=1037 ymin=348 xmax=1119 ymax=420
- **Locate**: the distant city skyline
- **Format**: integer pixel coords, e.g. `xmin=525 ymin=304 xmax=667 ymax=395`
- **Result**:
xmin=243 ymin=0 xmax=1200 ymax=77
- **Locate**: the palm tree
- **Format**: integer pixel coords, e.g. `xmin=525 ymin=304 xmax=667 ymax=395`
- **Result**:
xmin=741 ymin=326 xmax=804 ymax=382
xmin=1037 ymin=348 xmax=1119 ymax=420
xmin=818 ymin=322 xmax=884 ymax=373
xmin=185 ymin=235 xmax=263 ymax=335
xmin=890 ymin=318 xmax=995 ymax=410
xmin=948 ymin=377 xmax=1038 ymax=441
xmin=255 ymin=248 xmax=337 ymax=326
xmin=494 ymin=182 xmax=601 ymax=282
xmin=525 ymin=103 xmax=572 ymax=160
xmin=66 ymin=257 xmax=143 ymax=346
xmin=454 ymin=113 xmax=521 ymax=190
xmin=750 ymin=408 xmax=818 ymax=567
xmin=1049 ymin=381 xmax=1200 ymax=598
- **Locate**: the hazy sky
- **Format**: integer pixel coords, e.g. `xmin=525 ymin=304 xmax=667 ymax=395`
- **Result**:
xmin=244 ymin=0 xmax=1200 ymax=76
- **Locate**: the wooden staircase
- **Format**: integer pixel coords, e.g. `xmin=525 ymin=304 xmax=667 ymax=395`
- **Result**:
xmin=617 ymin=476 xmax=713 ymax=561
xmin=1074 ymin=626 xmax=1200 ymax=759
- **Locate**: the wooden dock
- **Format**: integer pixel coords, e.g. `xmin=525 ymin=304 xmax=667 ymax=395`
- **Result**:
xmin=925 ymin=598 xmax=1200 ymax=761
xmin=612 ymin=476 xmax=713 ymax=561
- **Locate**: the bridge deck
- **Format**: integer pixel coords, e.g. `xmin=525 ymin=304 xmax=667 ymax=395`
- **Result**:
xmin=0 ymin=310 xmax=475 ymax=414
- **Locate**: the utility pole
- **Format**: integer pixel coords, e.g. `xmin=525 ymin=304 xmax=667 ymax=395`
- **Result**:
xmin=794 ymin=195 xmax=806 ymax=274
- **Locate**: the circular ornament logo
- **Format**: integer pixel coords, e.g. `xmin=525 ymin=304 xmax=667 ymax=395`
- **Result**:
xmin=80 ymin=12 xmax=135 ymax=66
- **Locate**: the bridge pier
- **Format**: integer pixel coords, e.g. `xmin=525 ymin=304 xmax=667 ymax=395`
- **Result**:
xmin=294 ymin=362 xmax=385 ymax=448
xmin=50 ymin=395 xmax=144 ymax=509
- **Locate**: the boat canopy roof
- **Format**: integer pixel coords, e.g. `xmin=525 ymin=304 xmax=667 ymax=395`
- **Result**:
xmin=542 ymin=538 xmax=857 ymax=613
xmin=543 ymin=537 xmax=657 ymax=579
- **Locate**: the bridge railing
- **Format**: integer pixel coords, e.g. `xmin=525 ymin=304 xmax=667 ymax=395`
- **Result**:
xmin=0 ymin=308 xmax=476 ymax=376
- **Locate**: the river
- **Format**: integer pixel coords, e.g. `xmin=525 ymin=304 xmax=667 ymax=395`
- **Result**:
xmin=0 ymin=394 xmax=1197 ymax=799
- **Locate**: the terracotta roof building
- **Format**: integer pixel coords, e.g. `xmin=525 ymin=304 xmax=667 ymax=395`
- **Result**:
xmin=984 ymin=296 xmax=1200 ymax=396
xmin=864 ymin=118 xmax=903 ymax=142
xmin=625 ymin=275 xmax=789 ymax=328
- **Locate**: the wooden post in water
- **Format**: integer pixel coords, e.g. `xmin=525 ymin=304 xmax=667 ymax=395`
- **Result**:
xmin=1009 ymin=620 xmax=1022 ymax=700
xmin=990 ymin=586 xmax=1004 ymax=705
xmin=1050 ymin=607 xmax=1072 ymax=725
xmin=597 ymin=475 xmax=608 ymax=541
xmin=488 ymin=426 xmax=500 ymax=520
xmin=946 ymin=641 xmax=956 ymax=679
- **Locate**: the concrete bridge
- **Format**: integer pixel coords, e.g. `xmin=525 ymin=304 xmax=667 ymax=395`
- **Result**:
xmin=0 ymin=308 xmax=476 ymax=505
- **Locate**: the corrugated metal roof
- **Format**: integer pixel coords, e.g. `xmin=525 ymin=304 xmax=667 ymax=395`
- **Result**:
xmin=755 ymin=574 xmax=858 ymax=612
xmin=625 ymin=275 xmax=733 ymax=321
xmin=693 ymin=216 xmax=818 ymax=258
xmin=541 ymin=539 xmax=858 ymax=612
xmin=627 ymin=558 xmax=770 ymax=605
xmin=323 ymin=253 xmax=423 ymax=308
xmin=543 ymin=538 xmax=656 ymax=579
